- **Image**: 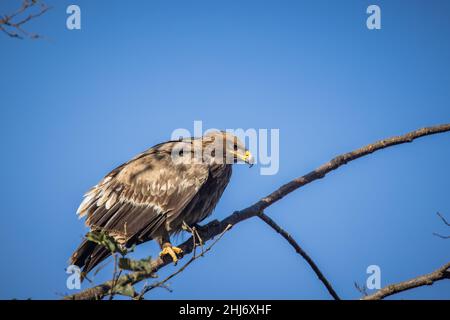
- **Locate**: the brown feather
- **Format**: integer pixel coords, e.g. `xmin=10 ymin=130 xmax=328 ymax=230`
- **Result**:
xmin=71 ymin=132 xmax=243 ymax=276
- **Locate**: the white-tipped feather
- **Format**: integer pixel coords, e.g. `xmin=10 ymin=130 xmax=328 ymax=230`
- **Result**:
xmin=76 ymin=194 xmax=94 ymax=215
xmin=96 ymin=193 xmax=108 ymax=207
xmin=105 ymin=192 xmax=117 ymax=210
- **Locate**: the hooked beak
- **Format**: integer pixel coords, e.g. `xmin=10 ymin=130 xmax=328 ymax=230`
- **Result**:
xmin=243 ymin=150 xmax=255 ymax=168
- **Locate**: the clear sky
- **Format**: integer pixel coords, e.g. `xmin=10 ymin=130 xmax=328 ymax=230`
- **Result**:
xmin=0 ymin=0 xmax=449 ymax=300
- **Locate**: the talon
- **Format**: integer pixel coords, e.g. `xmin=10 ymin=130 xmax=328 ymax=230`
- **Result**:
xmin=159 ymin=245 xmax=183 ymax=264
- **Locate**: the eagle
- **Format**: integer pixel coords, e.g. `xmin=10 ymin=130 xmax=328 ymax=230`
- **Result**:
xmin=70 ymin=131 xmax=253 ymax=277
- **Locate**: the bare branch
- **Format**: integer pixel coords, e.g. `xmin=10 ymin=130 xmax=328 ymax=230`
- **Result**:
xmin=354 ymin=282 xmax=368 ymax=297
xmin=0 ymin=0 xmax=51 ymax=39
xmin=436 ymin=212 xmax=450 ymax=227
xmin=108 ymin=254 xmax=124 ymax=300
xmin=362 ymin=262 xmax=450 ymax=300
xmin=433 ymin=212 xmax=450 ymax=239
xmin=64 ymin=123 xmax=450 ymax=300
xmin=258 ymin=212 xmax=340 ymax=300
xmin=433 ymin=233 xmax=450 ymax=239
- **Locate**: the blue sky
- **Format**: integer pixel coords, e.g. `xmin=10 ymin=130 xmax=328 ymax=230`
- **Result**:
xmin=0 ymin=0 xmax=449 ymax=299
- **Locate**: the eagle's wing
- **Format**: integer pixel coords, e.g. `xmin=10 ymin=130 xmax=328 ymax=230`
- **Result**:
xmin=76 ymin=143 xmax=209 ymax=242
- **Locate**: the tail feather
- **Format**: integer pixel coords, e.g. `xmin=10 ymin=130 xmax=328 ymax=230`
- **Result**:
xmin=70 ymin=237 xmax=112 ymax=280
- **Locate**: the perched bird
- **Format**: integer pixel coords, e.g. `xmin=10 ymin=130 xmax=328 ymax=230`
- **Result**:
xmin=70 ymin=131 xmax=253 ymax=277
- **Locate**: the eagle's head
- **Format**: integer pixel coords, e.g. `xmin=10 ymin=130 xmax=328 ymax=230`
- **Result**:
xmin=201 ymin=131 xmax=254 ymax=167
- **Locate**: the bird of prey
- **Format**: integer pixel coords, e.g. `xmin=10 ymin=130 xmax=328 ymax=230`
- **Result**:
xmin=70 ymin=131 xmax=253 ymax=277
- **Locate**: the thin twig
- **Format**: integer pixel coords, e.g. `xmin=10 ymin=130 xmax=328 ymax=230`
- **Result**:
xmin=432 ymin=233 xmax=450 ymax=239
xmin=258 ymin=212 xmax=340 ymax=300
xmin=0 ymin=0 xmax=50 ymax=39
xmin=109 ymin=254 xmax=122 ymax=300
xmin=432 ymin=212 xmax=450 ymax=239
xmin=354 ymin=282 xmax=368 ymax=297
xmin=436 ymin=212 xmax=450 ymax=226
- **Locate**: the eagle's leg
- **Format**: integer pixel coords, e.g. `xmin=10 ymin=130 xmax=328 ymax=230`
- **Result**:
xmin=157 ymin=233 xmax=183 ymax=264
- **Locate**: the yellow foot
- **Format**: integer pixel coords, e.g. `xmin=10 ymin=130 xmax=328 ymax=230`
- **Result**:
xmin=159 ymin=245 xmax=183 ymax=264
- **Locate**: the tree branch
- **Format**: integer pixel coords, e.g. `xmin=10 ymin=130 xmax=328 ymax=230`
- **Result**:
xmin=433 ymin=233 xmax=450 ymax=239
xmin=362 ymin=262 xmax=450 ymax=300
xmin=433 ymin=212 xmax=450 ymax=239
xmin=257 ymin=212 xmax=340 ymax=300
xmin=436 ymin=212 xmax=450 ymax=227
xmin=64 ymin=123 xmax=450 ymax=300
xmin=0 ymin=0 xmax=50 ymax=39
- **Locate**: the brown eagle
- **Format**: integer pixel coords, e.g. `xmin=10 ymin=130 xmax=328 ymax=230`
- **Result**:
xmin=70 ymin=131 xmax=253 ymax=276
